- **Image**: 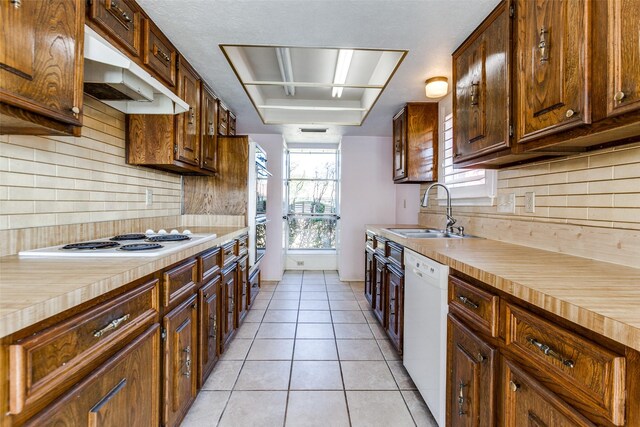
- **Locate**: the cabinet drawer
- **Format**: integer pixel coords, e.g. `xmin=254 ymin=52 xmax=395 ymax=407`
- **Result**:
xmin=198 ymin=247 xmax=221 ymax=284
xmin=504 ymin=303 xmax=626 ymax=425
xmin=448 ymin=276 xmax=499 ymax=337
xmin=236 ymin=234 xmax=248 ymax=257
xmin=143 ymin=19 xmax=176 ymax=87
xmin=9 ymin=279 xmax=159 ymax=415
xmin=163 ymin=259 xmax=197 ymax=307
xmin=221 ymin=241 xmax=237 ymax=268
xmin=386 ymin=241 xmax=404 ymax=268
xmin=89 ymin=0 xmax=141 ymax=57
xmin=218 ymin=104 xmax=228 ymax=135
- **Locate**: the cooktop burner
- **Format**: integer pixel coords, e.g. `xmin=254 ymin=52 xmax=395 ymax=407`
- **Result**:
xmin=119 ymin=243 xmax=164 ymax=251
xmin=110 ymin=233 xmax=147 ymax=241
xmin=62 ymin=241 xmax=121 ymax=250
xmin=147 ymin=234 xmax=190 ymax=242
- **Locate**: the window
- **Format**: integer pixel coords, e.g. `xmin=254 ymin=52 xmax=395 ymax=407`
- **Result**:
xmin=285 ymin=148 xmax=339 ymax=250
xmin=438 ymin=97 xmax=496 ymax=204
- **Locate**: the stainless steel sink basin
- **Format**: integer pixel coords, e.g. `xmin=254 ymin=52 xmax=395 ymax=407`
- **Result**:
xmin=384 ymin=228 xmax=479 ymax=239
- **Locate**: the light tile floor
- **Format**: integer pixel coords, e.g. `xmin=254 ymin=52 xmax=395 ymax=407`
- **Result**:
xmin=182 ymin=270 xmax=438 ymax=427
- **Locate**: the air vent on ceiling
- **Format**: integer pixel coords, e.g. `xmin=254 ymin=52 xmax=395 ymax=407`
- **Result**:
xmin=299 ymin=128 xmax=328 ymax=133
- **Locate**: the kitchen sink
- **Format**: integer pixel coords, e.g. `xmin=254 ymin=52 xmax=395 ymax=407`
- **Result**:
xmin=384 ymin=228 xmax=479 ymax=239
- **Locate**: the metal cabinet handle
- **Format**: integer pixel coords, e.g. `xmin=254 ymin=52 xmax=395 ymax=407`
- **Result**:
xmin=509 ymin=380 xmax=520 ymax=392
xmin=565 ymin=109 xmax=577 ymax=118
xmin=477 ymin=352 xmax=486 ymax=363
xmin=457 ymin=295 xmax=479 ymax=309
xmin=110 ymin=1 xmax=132 ymax=23
xmin=614 ymin=91 xmax=625 ymax=102
xmin=527 ymin=336 xmax=575 ymax=368
xmin=470 ymin=82 xmax=480 ymax=106
xmin=93 ymin=313 xmax=130 ymax=338
xmin=538 ymin=27 xmax=549 ymax=62
xmin=71 ymin=106 xmax=80 ymax=114
xmin=154 ymin=45 xmax=171 ymax=62
xmin=10 ymin=0 xmax=21 ymax=8
xmin=458 ymin=381 xmax=467 ymax=416
xmin=208 ymin=121 xmax=215 ymax=135
xmin=188 ymin=107 xmax=195 ymax=124
xmin=183 ymin=346 xmax=192 ymax=377
xmin=209 ymin=314 xmax=217 ymax=339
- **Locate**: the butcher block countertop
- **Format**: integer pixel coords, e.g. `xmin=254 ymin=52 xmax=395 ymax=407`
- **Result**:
xmin=0 ymin=226 xmax=248 ymax=338
xmin=368 ymin=225 xmax=640 ymax=352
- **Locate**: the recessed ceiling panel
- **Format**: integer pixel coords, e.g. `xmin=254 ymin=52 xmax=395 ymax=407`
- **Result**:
xmin=221 ymin=45 xmax=406 ymax=126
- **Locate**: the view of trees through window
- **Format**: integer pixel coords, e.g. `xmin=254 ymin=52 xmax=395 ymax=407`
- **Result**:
xmin=287 ymin=148 xmax=339 ymax=250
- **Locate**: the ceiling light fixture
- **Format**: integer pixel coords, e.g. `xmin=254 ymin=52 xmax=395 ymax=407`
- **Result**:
xmin=332 ymin=49 xmax=354 ymax=98
xmin=275 ymin=47 xmax=295 ymax=96
xmin=424 ymin=76 xmax=448 ymax=98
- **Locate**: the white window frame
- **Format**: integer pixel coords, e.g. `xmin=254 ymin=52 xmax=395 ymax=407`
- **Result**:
xmin=436 ymin=93 xmax=496 ymax=206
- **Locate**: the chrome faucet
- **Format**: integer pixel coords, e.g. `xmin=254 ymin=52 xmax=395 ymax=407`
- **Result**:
xmin=421 ymin=183 xmax=462 ymax=235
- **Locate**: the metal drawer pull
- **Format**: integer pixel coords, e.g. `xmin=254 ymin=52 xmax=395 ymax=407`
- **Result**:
xmin=110 ymin=1 xmax=132 ymax=23
xmin=188 ymin=107 xmax=195 ymax=124
xmin=93 ymin=313 xmax=130 ymax=338
xmin=477 ymin=352 xmax=486 ymax=363
xmin=527 ymin=337 xmax=575 ymax=368
xmin=154 ymin=46 xmax=171 ymax=62
xmin=565 ymin=109 xmax=577 ymax=118
xmin=209 ymin=315 xmax=217 ymax=338
xmin=509 ymin=380 xmax=520 ymax=392
xmin=470 ymin=82 xmax=480 ymax=106
xmin=10 ymin=0 xmax=21 ymax=8
xmin=183 ymin=346 xmax=192 ymax=377
xmin=614 ymin=91 xmax=625 ymax=102
xmin=538 ymin=27 xmax=549 ymax=62
xmin=457 ymin=295 xmax=479 ymax=309
xmin=458 ymin=381 xmax=467 ymax=416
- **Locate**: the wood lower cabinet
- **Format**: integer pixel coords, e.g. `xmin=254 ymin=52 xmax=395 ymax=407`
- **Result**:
xmin=198 ymin=275 xmax=220 ymax=388
xmin=25 ymin=325 xmax=160 ymax=427
xmin=0 ymin=0 xmax=84 ymax=136
xmin=236 ymin=255 xmax=249 ymax=324
xmin=392 ymin=103 xmax=438 ymax=183
xmin=221 ymin=264 xmax=236 ymax=347
xmin=385 ymin=264 xmax=404 ymax=353
xmin=364 ymin=248 xmax=374 ymax=307
xmin=447 ymin=314 xmax=497 ymax=427
xmin=503 ymin=358 xmax=596 ymax=427
xmin=163 ymin=294 xmax=198 ymax=427
xmin=373 ymin=253 xmax=387 ymax=326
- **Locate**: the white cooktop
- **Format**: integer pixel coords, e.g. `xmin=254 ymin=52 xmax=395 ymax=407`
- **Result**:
xmin=19 ymin=231 xmax=217 ymax=258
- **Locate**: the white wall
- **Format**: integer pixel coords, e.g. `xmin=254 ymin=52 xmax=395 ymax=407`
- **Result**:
xmin=339 ymin=136 xmax=397 ymax=281
xmin=249 ymin=134 xmax=286 ymax=281
xmin=395 ymin=184 xmax=420 ymax=224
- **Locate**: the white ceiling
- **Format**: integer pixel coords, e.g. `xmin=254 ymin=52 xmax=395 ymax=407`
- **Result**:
xmin=137 ymin=0 xmax=500 ymax=141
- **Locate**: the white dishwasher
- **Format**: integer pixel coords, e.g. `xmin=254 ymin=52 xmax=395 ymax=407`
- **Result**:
xmin=403 ymin=249 xmax=449 ymax=427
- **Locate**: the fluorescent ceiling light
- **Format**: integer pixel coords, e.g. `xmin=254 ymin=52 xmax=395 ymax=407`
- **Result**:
xmin=332 ymin=49 xmax=354 ymax=98
xmin=275 ymin=47 xmax=295 ymax=96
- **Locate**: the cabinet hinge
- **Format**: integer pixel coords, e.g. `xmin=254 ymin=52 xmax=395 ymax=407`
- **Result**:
xmin=173 ymin=144 xmax=178 ymax=154
xmin=509 ymin=125 xmax=514 ymax=137
xmin=161 ymin=327 xmax=167 ymax=341
xmin=509 ymin=3 xmax=515 ymax=17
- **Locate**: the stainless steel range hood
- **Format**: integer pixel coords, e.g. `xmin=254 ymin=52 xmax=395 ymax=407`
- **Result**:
xmin=83 ymin=26 xmax=189 ymax=114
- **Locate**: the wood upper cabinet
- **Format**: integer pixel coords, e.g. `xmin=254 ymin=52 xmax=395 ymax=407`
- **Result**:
xmin=385 ymin=264 xmax=404 ymax=353
xmin=143 ymin=18 xmax=177 ymax=88
xmin=453 ymin=1 xmax=517 ymax=167
xmin=0 ymin=0 xmax=84 ymax=135
xmin=503 ymin=358 xmax=596 ymax=427
xmin=198 ymin=275 xmax=220 ymax=388
xmin=163 ymin=294 xmax=198 ymax=427
xmin=24 ymin=325 xmax=160 ymax=427
xmin=447 ymin=314 xmax=497 ymax=427
xmin=200 ymin=84 xmax=219 ymax=173
xmin=175 ymin=58 xmax=201 ymax=166
xmin=605 ymin=0 xmax=640 ymax=117
xmin=514 ymin=0 xmax=590 ymax=143
xmin=228 ymin=111 xmax=237 ymax=135
xmin=392 ymin=103 xmax=438 ymax=183
xmin=88 ymin=0 xmax=141 ymax=57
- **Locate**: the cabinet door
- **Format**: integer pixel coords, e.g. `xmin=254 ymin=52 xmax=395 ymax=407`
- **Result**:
xmin=607 ymin=0 xmax=640 ymax=117
xmin=25 ymin=325 xmax=160 ymax=427
xmin=364 ymin=249 xmax=374 ymax=307
xmin=0 ymin=0 xmax=83 ymax=126
xmin=373 ymin=255 xmax=386 ymax=326
xmin=386 ymin=265 xmax=404 ymax=353
xmin=236 ymin=256 xmax=248 ymax=324
xmin=447 ymin=315 xmax=497 ymax=427
xmin=453 ymin=2 xmax=510 ymax=162
xmin=503 ymin=358 xmax=596 ymax=427
xmin=218 ymin=103 xmax=229 ymax=135
xmin=392 ymin=109 xmax=407 ymax=180
xmin=163 ymin=294 xmax=198 ymax=427
xmin=198 ymin=275 xmax=220 ymax=388
xmin=200 ymin=86 xmax=218 ymax=172
xmin=221 ymin=266 xmax=236 ymax=347
xmin=515 ymin=0 xmax=590 ymax=143
xmin=176 ymin=59 xmax=201 ymax=166
xmin=228 ymin=111 xmax=236 ymax=135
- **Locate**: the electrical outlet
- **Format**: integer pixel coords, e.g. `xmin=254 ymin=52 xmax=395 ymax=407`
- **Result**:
xmin=296 ymin=261 xmax=304 ymax=266
xmin=497 ymin=193 xmax=516 ymax=214
xmin=524 ymin=191 xmax=535 ymax=213
xmin=145 ymin=189 xmax=153 ymax=207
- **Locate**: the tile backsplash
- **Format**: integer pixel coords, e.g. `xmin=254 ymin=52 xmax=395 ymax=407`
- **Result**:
xmin=0 ymin=96 xmax=182 ymax=230
xmin=420 ymin=143 xmax=640 ymax=267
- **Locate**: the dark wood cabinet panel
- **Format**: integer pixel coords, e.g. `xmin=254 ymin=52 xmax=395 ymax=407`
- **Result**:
xmin=163 ymin=294 xmax=198 ymax=427
xmin=25 ymin=325 xmax=160 ymax=427
xmin=503 ymin=358 xmax=596 ymax=427
xmin=446 ymin=314 xmax=497 ymax=427
xmin=448 ymin=276 xmax=499 ymax=337
xmin=89 ymin=0 xmax=141 ymax=57
xmin=373 ymin=254 xmax=387 ymax=326
xmin=364 ymin=248 xmax=374 ymax=308
xmin=392 ymin=103 xmax=438 ymax=183
xmin=385 ymin=264 xmax=403 ymax=353
xmin=176 ymin=58 xmax=201 ymax=166
xmin=515 ymin=0 xmax=590 ymax=143
xmin=143 ymin=18 xmax=176 ymax=88
xmin=221 ymin=265 xmax=236 ymax=348
xmin=201 ymin=84 xmax=219 ymax=173
xmin=198 ymin=275 xmax=220 ymax=388
xmin=0 ymin=0 xmax=84 ymax=135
